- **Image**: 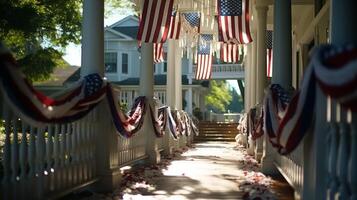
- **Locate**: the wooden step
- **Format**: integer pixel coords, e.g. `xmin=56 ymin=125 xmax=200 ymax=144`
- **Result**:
xmin=195 ymin=122 xmax=239 ymax=142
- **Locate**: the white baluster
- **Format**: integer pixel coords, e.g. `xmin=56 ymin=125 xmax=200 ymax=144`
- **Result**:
xmin=336 ymin=121 xmax=351 ymax=199
xmin=1 ymin=106 xmax=11 ymax=200
xmin=46 ymin=126 xmax=54 ymax=172
xmin=53 ymin=124 xmax=60 ymax=189
xmin=11 ymin=116 xmax=19 ymax=182
xmin=71 ymin=122 xmax=78 ymax=185
xmin=77 ymin=121 xmax=83 ymax=182
xmin=28 ymin=126 xmax=36 ymax=178
xmin=66 ymin=123 xmax=72 ymax=185
xmin=36 ymin=127 xmax=45 ymax=197
xmin=46 ymin=125 xmax=54 ymax=191
xmin=19 ymin=122 xmax=28 ymax=200
xmin=60 ymin=124 xmax=67 ymax=188
xmin=349 ymin=112 xmax=356 ymax=200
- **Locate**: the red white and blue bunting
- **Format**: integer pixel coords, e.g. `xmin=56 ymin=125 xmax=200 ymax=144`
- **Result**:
xmin=0 ymin=52 xmax=198 ymax=139
xmin=263 ymin=44 xmax=357 ymax=155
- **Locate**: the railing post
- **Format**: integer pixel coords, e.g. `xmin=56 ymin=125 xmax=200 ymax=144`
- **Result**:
xmin=140 ymin=43 xmax=161 ymax=164
xmin=81 ymin=0 xmax=122 ymax=192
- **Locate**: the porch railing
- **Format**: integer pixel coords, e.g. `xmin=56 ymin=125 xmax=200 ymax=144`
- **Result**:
xmin=192 ymin=63 xmax=244 ymax=76
xmin=0 ymin=105 xmax=98 ymax=199
xmin=0 ymin=88 xmax=193 ymax=199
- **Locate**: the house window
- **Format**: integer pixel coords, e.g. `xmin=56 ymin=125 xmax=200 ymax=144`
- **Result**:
xmin=122 ymin=53 xmax=128 ymax=74
xmin=105 ymin=52 xmax=117 ymax=73
xmin=163 ymin=62 xmax=167 ymax=72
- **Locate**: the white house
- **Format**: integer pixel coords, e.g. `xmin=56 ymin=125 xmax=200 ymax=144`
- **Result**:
xmin=104 ymin=15 xmax=209 ymax=114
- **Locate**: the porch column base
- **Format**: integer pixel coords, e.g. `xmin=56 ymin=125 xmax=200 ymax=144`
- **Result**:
xmin=92 ymin=168 xmax=122 ymax=192
xmin=247 ymin=135 xmax=255 ymax=155
xmin=162 ymin=132 xmax=174 ymax=156
xmin=255 ymin=137 xmax=263 ymax=161
xmin=146 ymin=147 xmax=161 ymax=164
xmin=261 ymin=135 xmax=279 ymax=175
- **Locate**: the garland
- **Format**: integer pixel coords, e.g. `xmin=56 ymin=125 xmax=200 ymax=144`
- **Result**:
xmin=263 ymin=44 xmax=357 ymax=155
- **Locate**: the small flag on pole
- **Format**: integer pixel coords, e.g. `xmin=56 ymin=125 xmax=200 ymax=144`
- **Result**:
xmin=217 ymin=0 xmax=252 ymax=44
xmin=137 ymin=0 xmax=174 ymax=43
xmin=167 ymin=10 xmax=181 ymax=40
xmin=195 ymin=34 xmax=213 ymax=80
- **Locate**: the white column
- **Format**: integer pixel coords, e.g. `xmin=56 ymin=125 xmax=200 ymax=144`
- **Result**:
xmin=255 ymin=6 xmax=268 ymax=103
xmin=272 ymin=0 xmax=292 ymax=88
xmin=244 ymin=45 xmax=251 ymax=111
xmin=140 ymin=43 xmax=160 ymax=164
xmin=81 ymin=0 xmax=104 ymax=76
xmin=187 ymin=56 xmax=193 ymax=114
xmin=167 ymin=40 xmax=176 ymax=108
xmin=250 ymin=31 xmax=257 ymax=107
xmin=174 ymin=42 xmax=182 ymax=110
xmin=82 ymin=0 xmax=122 ymax=192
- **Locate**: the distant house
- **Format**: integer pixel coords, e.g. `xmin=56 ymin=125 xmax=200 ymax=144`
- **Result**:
xmin=104 ymin=15 xmax=208 ymax=112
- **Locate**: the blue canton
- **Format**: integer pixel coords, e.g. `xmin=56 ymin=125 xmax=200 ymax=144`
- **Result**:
xmin=219 ymin=0 xmax=242 ymax=16
xmin=271 ymin=84 xmax=291 ymax=104
xmin=183 ymin=12 xmax=200 ymax=28
xmin=198 ymin=34 xmax=213 ymax=55
xmin=84 ymin=73 xmax=103 ymax=97
xmin=266 ymin=30 xmax=273 ymax=49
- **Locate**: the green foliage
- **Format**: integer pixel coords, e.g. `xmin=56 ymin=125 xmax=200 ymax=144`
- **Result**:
xmin=0 ymin=0 xmax=81 ymax=82
xmin=105 ymin=0 xmax=135 ymax=17
xmin=205 ymin=80 xmax=233 ymax=113
xmin=227 ymin=88 xmax=243 ymax=113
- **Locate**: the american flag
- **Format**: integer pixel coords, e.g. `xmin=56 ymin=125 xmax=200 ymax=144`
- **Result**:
xmin=195 ymin=34 xmax=213 ymax=80
xmin=220 ymin=43 xmax=241 ymax=63
xmin=137 ymin=0 xmax=174 ymax=43
xmin=266 ymin=30 xmax=273 ymax=78
xmin=153 ymin=43 xmax=164 ymax=63
xmin=167 ymin=10 xmax=181 ymax=39
xmin=181 ymin=12 xmax=200 ymax=34
xmin=217 ymin=0 xmax=252 ymax=44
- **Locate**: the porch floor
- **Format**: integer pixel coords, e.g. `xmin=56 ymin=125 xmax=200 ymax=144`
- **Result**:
xmin=67 ymin=142 xmax=294 ymax=200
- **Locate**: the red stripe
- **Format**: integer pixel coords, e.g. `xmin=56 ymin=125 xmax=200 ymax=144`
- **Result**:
xmin=175 ymin=16 xmax=181 ymax=39
xmin=152 ymin=0 xmax=166 ymax=42
xmin=244 ymin=0 xmax=253 ymax=42
xmin=325 ymin=48 xmax=357 ymax=68
xmin=224 ymin=16 xmax=230 ymax=42
xmin=160 ymin=0 xmax=174 ymax=43
xmin=231 ymin=17 xmax=236 ymax=43
xmin=237 ymin=16 xmax=244 ymax=44
xmin=137 ymin=0 xmax=149 ymax=41
xmin=144 ymin=0 xmax=158 ymax=42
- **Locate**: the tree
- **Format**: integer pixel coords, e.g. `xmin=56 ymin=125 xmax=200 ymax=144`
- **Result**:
xmin=0 ymin=0 xmax=133 ymax=82
xmin=227 ymin=88 xmax=244 ymax=113
xmin=205 ymin=80 xmax=232 ymax=113
xmin=0 ymin=0 xmax=82 ymax=82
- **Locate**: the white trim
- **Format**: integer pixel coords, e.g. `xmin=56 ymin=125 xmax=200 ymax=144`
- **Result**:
xmin=105 ymin=28 xmax=133 ymax=40
xmin=109 ymin=15 xmax=139 ymax=28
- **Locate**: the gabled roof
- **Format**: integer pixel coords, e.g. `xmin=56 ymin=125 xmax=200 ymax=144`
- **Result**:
xmin=35 ymin=66 xmax=80 ymax=86
xmin=106 ymin=15 xmax=139 ymax=40
xmin=105 ymin=27 xmax=134 ymax=40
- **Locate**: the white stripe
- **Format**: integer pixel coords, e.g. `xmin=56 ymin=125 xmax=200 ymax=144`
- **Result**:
xmin=234 ymin=16 xmax=240 ymax=44
xmin=149 ymin=0 xmax=163 ymax=42
xmin=156 ymin=0 xmax=171 ymax=42
xmin=142 ymin=0 xmax=153 ymax=41
xmin=220 ymin=17 xmax=228 ymax=42
xmin=241 ymin=0 xmax=249 ymax=43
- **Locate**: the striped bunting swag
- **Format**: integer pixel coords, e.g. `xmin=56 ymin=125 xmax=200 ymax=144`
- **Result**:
xmin=154 ymin=43 xmax=164 ymax=63
xmin=167 ymin=10 xmax=181 ymax=39
xmin=195 ymin=34 xmax=213 ymax=80
xmin=137 ymin=0 xmax=174 ymax=43
xmin=220 ymin=43 xmax=241 ymax=63
xmin=266 ymin=30 xmax=273 ymax=78
xmin=263 ymin=45 xmax=357 ymax=154
xmin=217 ymin=0 xmax=252 ymax=44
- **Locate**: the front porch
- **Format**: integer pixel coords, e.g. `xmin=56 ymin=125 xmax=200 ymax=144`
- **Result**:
xmin=0 ymin=0 xmax=357 ymax=199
